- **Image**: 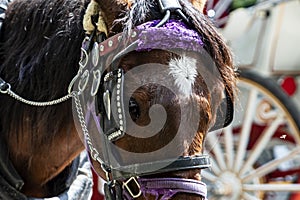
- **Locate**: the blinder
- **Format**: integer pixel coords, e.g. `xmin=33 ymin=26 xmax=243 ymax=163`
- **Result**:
xmin=97 ymin=68 xmax=126 ymax=142
xmin=210 ymin=89 xmax=234 ymax=132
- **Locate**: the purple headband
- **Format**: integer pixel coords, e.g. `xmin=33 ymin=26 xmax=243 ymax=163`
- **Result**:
xmin=94 ymin=20 xmax=204 ymax=57
xmin=136 ymin=20 xmax=204 ymax=52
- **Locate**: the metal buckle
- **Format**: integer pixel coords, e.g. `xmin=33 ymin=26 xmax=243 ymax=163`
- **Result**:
xmin=123 ymin=177 xmax=142 ymax=198
xmin=0 ymin=78 xmax=10 ymax=93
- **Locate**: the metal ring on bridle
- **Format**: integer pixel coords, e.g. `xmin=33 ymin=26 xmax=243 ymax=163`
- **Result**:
xmin=0 ymin=78 xmax=10 ymax=94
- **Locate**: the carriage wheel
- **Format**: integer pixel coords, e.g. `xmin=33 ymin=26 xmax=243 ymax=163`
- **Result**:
xmin=203 ymin=70 xmax=300 ymax=200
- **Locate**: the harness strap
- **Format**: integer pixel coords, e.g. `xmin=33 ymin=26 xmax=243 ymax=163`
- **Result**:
xmin=110 ymin=155 xmax=211 ymax=180
xmin=104 ymin=156 xmax=210 ymax=199
xmin=0 ymin=0 xmax=9 ymax=32
xmin=122 ymin=177 xmax=207 ymax=200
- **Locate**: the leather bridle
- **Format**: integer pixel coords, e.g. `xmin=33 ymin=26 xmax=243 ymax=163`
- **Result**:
xmin=72 ymin=19 xmax=213 ymax=199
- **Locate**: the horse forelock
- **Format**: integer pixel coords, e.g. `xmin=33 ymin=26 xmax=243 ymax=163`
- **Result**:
xmin=117 ymin=0 xmax=236 ymax=94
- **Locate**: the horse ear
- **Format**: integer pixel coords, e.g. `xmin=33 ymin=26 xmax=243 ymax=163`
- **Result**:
xmin=190 ymin=0 xmax=207 ymax=12
xmin=84 ymin=0 xmax=129 ymax=35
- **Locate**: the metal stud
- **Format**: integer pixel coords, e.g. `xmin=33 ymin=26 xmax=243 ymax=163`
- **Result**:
xmin=131 ymin=31 xmax=137 ymax=38
xmin=103 ymin=90 xmax=111 ymax=120
xmin=108 ymin=40 xmax=113 ymax=47
xmin=108 ymin=130 xmax=123 ymax=141
xmin=92 ymin=43 xmax=99 ymax=66
xmin=104 ymin=75 xmax=108 ymax=82
xmin=100 ymin=45 xmax=104 ymax=52
xmin=104 ymin=72 xmax=112 ymax=82
xmin=91 ymin=70 xmax=101 ymax=96
xmin=118 ymin=35 xmax=122 ymax=42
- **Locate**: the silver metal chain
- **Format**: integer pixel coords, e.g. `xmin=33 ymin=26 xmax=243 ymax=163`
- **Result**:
xmin=0 ymin=45 xmax=89 ymax=107
xmin=72 ymin=91 xmax=105 ymax=165
xmin=71 ymin=91 xmax=90 ymax=138
xmin=3 ymin=88 xmax=73 ymax=106
xmin=0 ymin=78 xmax=72 ymax=106
xmin=72 ymin=91 xmax=111 ymax=180
xmin=0 ymin=76 xmax=72 ymax=106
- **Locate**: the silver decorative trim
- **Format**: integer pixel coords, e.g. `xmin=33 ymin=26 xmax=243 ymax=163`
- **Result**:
xmin=92 ymin=42 xmax=99 ymax=67
xmin=103 ymin=90 xmax=111 ymax=120
xmin=108 ymin=130 xmax=123 ymax=141
xmin=72 ymin=92 xmax=106 ymax=169
xmin=78 ymin=70 xmax=90 ymax=92
xmin=91 ymin=70 xmax=101 ymax=96
xmin=104 ymin=71 xmax=114 ymax=82
xmin=131 ymin=31 xmax=137 ymax=38
xmin=107 ymin=69 xmax=125 ymax=141
xmin=118 ymin=35 xmax=123 ymax=42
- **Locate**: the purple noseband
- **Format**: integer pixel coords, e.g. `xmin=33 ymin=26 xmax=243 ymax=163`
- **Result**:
xmin=122 ymin=177 xmax=207 ymax=200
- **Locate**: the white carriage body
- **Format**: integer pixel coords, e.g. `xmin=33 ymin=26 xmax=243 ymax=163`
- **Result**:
xmin=220 ymin=0 xmax=300 ymax=109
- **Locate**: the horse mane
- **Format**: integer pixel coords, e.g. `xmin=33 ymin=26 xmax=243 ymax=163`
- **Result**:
xmin=0 ymin=0 xmax=88 ymax=144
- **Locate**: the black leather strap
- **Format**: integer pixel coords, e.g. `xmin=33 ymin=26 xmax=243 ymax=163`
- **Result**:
xmin=0 ymin=0 xmax=10 ymax=31
xmin=110 ymin=155 xmax=211 ymax=180
xmin=98 ymin=69 xmax=126 ymax=142
xmin=158 ymin=0 xmax=182 ymax=13
xmin=104 ymin=155 xmax=210 ymax=199
xmin=0 ymin=139 xmax=24 ymax=191
xmin=159 ymin=155 xmax=211 ymax=173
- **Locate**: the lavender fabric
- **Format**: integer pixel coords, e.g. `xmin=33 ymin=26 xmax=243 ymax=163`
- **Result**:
xmin=135 ymin=20 xmax=204 ymax=52
xmin=123 ymin=177 xmax=207 ymax=200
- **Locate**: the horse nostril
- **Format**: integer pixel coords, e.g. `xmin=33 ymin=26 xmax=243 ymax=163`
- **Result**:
xmin=129 ymin=97 xmax=141 ymax=122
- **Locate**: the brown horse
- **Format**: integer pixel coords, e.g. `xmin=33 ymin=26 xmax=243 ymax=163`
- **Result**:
xmin=0 ymin=0 xmax=236 ymax=199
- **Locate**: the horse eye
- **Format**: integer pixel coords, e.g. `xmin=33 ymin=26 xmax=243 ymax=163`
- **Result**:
xmin=129 ymin=97 xmax=140 ymax=122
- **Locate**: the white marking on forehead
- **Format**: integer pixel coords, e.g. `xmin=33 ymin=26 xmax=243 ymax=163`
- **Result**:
xmin=169 ymin=54 xmax=198 ymax=96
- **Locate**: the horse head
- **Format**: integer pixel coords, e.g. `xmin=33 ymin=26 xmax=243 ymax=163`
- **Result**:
xmin=71 ymin=0 xmax=237 ymax=199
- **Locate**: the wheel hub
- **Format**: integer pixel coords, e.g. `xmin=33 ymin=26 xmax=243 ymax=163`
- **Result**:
xmin=212 ymin=171 xmax=242 ymax=199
